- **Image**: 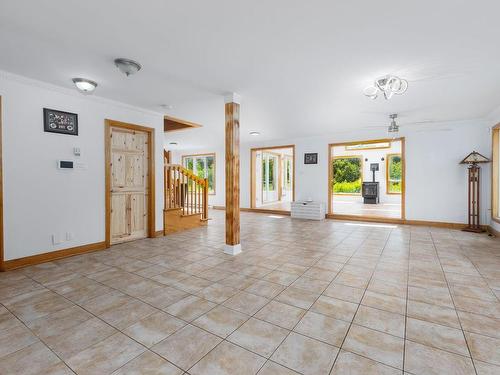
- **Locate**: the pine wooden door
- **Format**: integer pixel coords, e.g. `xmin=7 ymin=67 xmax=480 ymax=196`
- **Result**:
xmin=109 ymin=127 xmax=149 ymax=244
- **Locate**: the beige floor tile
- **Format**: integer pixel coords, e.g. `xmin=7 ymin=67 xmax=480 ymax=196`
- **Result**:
xmin=25 ymin=305 xmax=92 ymax=337
xmin=190 ymin=341 xmax=266 ymax=375
xmin=343 ymin=324 xmax=404 ymax=369
xmin=323 ymin=283 xmax=364 ymax=303
xmin=276 ymin=263 xmax=309 ymax=276
xmin=474 ymin=360 xmax=500 ymax=375
xmin=294 ymin=310 xmax=349 ymax=346
xmin=245 ymin=280 xmax=285 ymax=299
xmin=255 ymin=300 xmax=306 ymax=330
xmin=304 ymin=267 xmax=338 ymax=282
xmin=407 ymin=299 xmax=460 ymax=329
xmin=173 ymin=276 xmax=213 ymax=293
xmin=275 ymin=287 xmax=319 ymax=310
xmin=271 ymin=332 xmax=338 ymax=375
xmin=368 ymin=278 xmax=407 ymax=299
xmin=67 ymin=332 xmax=146 ymax=375
xmin=0 ymin=325 xmax=39 ymax=358
xmin=124 ymin=311 xmax=186 ymax=347
xmin=453 ymin=295 xmax=500 ymax=319
xmin=196 ymin=283 xmax=239 ymax=303
xmin=257 ymin=360 xmax=301 ymax=374
xmin=3 ymin=289 xmax=74 ymax=323
xmin=152 ymin=270 xmax=190 ymax=285
xmin=354 ymin=305 xmax=405 ymax=337
xmin=406 ymin=317 xmax=469 ymax=356
xmin=228 ymin=317 xmax=289 ymax=358
xmin=0 ymin=306 xmax=23 ymax=332
xmin=408 ymin=286 xmax=454 ymax=309
xmin=111 ymin=351 xmax=182 ymax=375
xmin=290 ymin=276 xmax=330 ymax=294
xmin=152 ymin=325 xmax=221 ymax=371
xmin=464 ymin=331 xmax=500 ymax=366
xmin=164 ymin=295 xmax=216 ymax=321
xmin=404 ymin=340 xmax=475 ymax=375
xmin=137 ymin=285 xmax=189 ymax=309
xmin=449 ymin=284 xmax=497 ymax=302
xmin=193 ymin=305 xmax=248 ymax=338
xmin=223 ymin=291 xmax=269 ymax=315
xmin=0 ymin=342 xmax=68 ymax=375
xmin=310 ymin=295 xmax=358 ymax=322
xmin=331 ymin=350 xmax=401 ymax=375
xmin=362 ymin=290 xmax=406 ymax=315
xmin=457 ymin=311 xmax=500 ymax=339
xmin=43 ymin=317 xmax=117 ymax=360
xmin=263 ymin=271 xmax=299 ymax=286
xmin=99 ymin=297 xmax=159 ymax=330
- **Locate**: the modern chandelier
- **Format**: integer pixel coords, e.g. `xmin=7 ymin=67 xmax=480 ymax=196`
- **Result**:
xmin=364 ymin=75 xmax=408 ymax=100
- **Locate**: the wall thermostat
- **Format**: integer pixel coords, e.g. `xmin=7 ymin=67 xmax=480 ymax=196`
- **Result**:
xmin=57 ymin=160 xmax=74 ymax=169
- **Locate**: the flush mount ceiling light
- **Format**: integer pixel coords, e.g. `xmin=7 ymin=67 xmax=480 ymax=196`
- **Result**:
xmin=249 ymin=131 xmax=260 ymax=136
xmin=72 ymin=78 xmax=97 ymax=93
xmin=114 ymin=58 xmax=142 ymax=76
xmin=160 ymin=104 xmax=173 ymax=110
xmin=364 ymin=75 xmax=408 ymax=100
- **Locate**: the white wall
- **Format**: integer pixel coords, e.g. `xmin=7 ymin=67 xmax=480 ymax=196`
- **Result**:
xmin=172 ymin=120 xmax=491 ymax=225
xmin=0 ymin=72 xmax=164 ymax=261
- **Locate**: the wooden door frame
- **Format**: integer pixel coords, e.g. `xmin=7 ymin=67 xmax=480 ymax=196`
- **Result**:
xmin=105 ymin=119 xmax=156 ymax=247
xmin=0 ymin=97 xmax=4 ymax=271
xmin=327 ymin=137 xmax=406 ymax=221
xmin=250 ymin=145 xmax=295 ymax=210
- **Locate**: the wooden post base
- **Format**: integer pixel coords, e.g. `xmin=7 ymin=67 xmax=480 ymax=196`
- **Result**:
xmin=461 ymin=226 xmax=485 ymax=233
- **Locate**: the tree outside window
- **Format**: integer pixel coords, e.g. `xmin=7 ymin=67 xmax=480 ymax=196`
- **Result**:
xmin=332 ymin=156 xmax=362 ymax=194
xmin=387 ymin=154 xmax=402 ymax=194
xmin=182 ymin=154 xmax=215 ymax=194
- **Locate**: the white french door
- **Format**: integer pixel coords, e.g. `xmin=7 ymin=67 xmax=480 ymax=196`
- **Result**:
xmin=262 ymin=152 xmax=278 ymax=203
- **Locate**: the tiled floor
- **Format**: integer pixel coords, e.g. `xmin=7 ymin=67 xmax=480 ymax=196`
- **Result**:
xmin=332 ymin=195 xmax=402 ymax=218
xmin=1 ymin=210 xmax=500 ymax=374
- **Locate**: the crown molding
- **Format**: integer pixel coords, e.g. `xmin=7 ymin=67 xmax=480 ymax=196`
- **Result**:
xmin=0 ymin=69 xmax=163 ymax=117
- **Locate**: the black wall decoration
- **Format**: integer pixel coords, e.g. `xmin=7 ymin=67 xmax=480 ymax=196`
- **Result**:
xmin=43 ymin=108 xmax=78 ymax=136
xmin=304 ymin=153 xmax=318 ymax=164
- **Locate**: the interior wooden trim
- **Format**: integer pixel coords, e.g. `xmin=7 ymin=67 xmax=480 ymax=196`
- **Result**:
xmin=0 ymin=96 xmax=3 ymax=270
xmin=328 ymin=137 xmax=406 ymax=220
xmin=181 ymin=153 xmax=216 ymax=195
xmin=386 ymin=152 xmax=403 ymax=195
xmin=492 ymin=125 xmax=499 ymax=221
xmin=250 ymin=145 xmax=295 ymax=211
xmin=155 ymin=230 xmax=165 ymax=237
xmin=164 ymin=115 xmax=202 ymax=132
xmin=2 ymin=241 xmax=107 ymax=271
xmin=104 ymin=119 xmax=156 ymax=248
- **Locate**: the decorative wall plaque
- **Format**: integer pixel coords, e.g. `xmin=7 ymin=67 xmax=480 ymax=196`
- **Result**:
xmin=43 ymin=108 xmax=78 ymax=136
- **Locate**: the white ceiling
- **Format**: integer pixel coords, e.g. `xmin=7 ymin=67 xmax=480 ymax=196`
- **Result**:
xmin=1 ymin=0 xmax=500 ymax=149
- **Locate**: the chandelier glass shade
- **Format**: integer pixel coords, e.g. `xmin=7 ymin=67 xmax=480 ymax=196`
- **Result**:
xmin=364 ymin=75 xmax=408 ymax=100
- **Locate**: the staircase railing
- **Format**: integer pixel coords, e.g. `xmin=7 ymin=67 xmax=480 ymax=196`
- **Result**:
xmin=165 ymin=164 xmax=209 ymax=220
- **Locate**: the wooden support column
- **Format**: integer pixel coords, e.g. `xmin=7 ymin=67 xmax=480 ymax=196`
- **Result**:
xmin=224 ymin=93 xmax=241 ymax=255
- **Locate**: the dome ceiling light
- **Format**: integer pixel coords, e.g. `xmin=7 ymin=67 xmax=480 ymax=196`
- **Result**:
xmin=364 ymin=75 xmax=408 ymax=100
xmin=114 ymin=58 xmax=142 ymax=76
xmin=72 ymin=78 xmax=97 ymax=93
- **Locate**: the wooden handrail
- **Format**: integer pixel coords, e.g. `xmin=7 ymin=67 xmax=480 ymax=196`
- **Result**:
xmin=164 ymin=164 xmax=209 ymax=220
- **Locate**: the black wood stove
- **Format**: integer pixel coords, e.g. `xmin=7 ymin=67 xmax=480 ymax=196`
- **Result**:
xmin=362 ymin=163 xmax=380 ymax=204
